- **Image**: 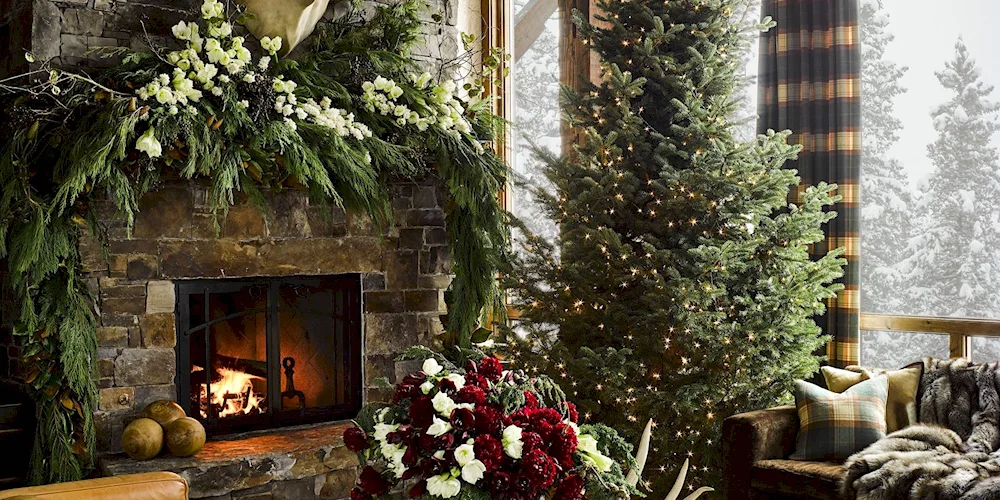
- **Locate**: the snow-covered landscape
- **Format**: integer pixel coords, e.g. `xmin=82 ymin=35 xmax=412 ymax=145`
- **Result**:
xmin=860 ymin=0 xmax=1000 ymax=367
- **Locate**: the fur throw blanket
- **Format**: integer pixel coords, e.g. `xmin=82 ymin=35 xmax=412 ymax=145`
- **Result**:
xmin=842 ymin=358 xmax=1000 ymax=499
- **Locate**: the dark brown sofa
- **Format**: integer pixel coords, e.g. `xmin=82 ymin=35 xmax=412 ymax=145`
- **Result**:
xmin=722 ymin=406 xmax=845 ymax=499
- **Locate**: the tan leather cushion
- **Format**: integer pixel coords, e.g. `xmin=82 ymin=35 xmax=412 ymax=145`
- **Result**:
xmin=751 ymin=459 xmax=844 ymax=500
xmin=822 ymin=363 xmax=921 ymax=433
xmin=0 ymin=472 xmax=188 ymax=500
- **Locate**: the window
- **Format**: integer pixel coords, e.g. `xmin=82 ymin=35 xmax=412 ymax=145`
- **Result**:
xmin=860 ymin=0 xmax=1000 ymax=366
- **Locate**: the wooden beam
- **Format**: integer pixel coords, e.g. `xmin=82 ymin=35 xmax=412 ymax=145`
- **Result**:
xmin=860 ymin=314 xmax=1000 ymax=337
xmin=513 ymin=0 xmax=557 ymax=61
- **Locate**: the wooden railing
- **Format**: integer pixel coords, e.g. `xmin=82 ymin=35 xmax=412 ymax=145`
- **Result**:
xmin=860 ymin=313 xmax=1000 ymax=359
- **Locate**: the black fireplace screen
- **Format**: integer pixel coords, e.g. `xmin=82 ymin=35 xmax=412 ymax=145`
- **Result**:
xmin=175 ymin=275 xmax=362 ymax=434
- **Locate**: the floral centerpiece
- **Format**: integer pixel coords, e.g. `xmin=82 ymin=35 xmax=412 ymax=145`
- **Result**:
xmin=343 ymin=351 xmax=640 ymax=499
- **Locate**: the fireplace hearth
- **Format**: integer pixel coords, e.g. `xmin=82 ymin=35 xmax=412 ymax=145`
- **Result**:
xmin=175 ymin=275 xmax=363 ymax=435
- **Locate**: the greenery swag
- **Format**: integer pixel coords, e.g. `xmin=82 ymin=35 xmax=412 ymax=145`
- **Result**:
xmin=0 ymin=0 xmax=509 ymax=484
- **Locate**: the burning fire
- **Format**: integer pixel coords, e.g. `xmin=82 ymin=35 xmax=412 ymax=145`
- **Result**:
xmin=193 ymin=365 xmax=266 ymax=418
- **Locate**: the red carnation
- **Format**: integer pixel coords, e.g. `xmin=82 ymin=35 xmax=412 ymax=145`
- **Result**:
xmin=394 ymin=383 xmax=419 ymax=402
xmin=518 ymin=449 xmax=558 ymax=490
xmin=521 ymin=431 xmax=544 ymax=454
xmin=479 ymin=356 xmax=503 ymax=382
xmin=474 ymin=405 xmax=504 ymax=435
xmin=561 ymin=401 xmax=579 ymax=423
xmin=523 ymin=390 xmax=539 ymax=409
xmin=357 ymin=466 xmax=391 ymax=495
xmin=554 ymin=474 xmax=586 ymax=500
xmin=451 ymin=407 xmax=476 ymax=432
xmin=350 ymin=488 xmax=373 ymax=500
xmin=486 ymin=471 xmax=512 ymax=496
xmin=343 ymin=426 xmax=369 ymax=452
xmin=465 ymin=372 xmax=490 ymax=389
xmin=465 ymin=360 xmax=478 ymax=373
xmin=548 ymin=422 xmax=579 ymax=468
xmin=402 ymin=372 xmax=427 ymax=386
xmin=439 ymin=378 xmax=458 ymax=393
xmin=474 ymin=434 xmax=504 ymax=471
xmin=403 ymin=445 xmax=420 ymax=467
xmin=410 ymin=396 xmax=435 ymax=428
xmin=455 ymin=385 xmax=487 ymax=405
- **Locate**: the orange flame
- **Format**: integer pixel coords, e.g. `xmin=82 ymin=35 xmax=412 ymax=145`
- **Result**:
xmin=194 ymin=366 xmax=266 ymax=418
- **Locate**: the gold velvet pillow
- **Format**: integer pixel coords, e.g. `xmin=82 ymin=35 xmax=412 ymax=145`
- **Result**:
xmin=821 ymin=363 xmax=922 ymax=433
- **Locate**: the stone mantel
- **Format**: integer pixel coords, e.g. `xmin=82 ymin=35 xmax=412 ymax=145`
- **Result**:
xmin=102 ymin=422 xmax=357 ymax=499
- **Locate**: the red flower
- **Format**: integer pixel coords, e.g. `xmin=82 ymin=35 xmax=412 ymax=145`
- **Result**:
xmin=408 ymin=480 xmax=427 ymax=498
xmin=474 ymin=434 xmax=504 ymax=471
xmin=343 ymin=426 xmax=369 ymax=452
xmin=513 ymin=407 xmax=563 ymax=441
xmin=455 ymin=385 xmax=487 ymax=405
xmin=474 ymin=405 xmax=505 ymax=435
xmin=561 ymin=401 xmax=579 ymax=423
xmin=548 ymin=422 xmax=579 ymax=468
xmin=402 ymin=372 xmax=427 ymax=386
xmin=521 ymin=431 xmax=544 ymax=454
xmin=523 ymin=390 xmax=539 ymax=409
xmin=394 ymin=383 xmax=419 ymax=402
xmin=350 ymin=488 xmax=373 ymax=500
xmin=480 ymin=356 xmax=503 ymax=382
xmin=409 ymin=396 xmax=434 ymax=428
xmin=486 ymin=471 xmax=512 ymax=496
xmin=553 ymin=474 xmax=586 ymax=500
xmin=451 ymin=407 xmax=476 ymax=432
xmin=465 ymin=360 xmax=478 ymax=373
xmin=465 ymin=372 xmax=490 ymax=389
xmin=357 ymin=466 xmax=390 ymax=495
xmin=518 ymin=449 xmax=558 ymax=490
xmin=439 ymin=378 xmax=458 ymax=393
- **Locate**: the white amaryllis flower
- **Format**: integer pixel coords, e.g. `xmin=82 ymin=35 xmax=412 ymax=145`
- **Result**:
xmin=461 ymin=459 xmax=486 ymax=484
xmin=502 ymin=425 xmax=523 ymax=459
xmin=135 ymin=127 xmax=162 ymax=158
xmin=420 ymin=381 xmax=434 ymax=394
xmin=577 ymin=433 xmax=614 ymax=472
xmin=422 ymin=358 xmax=443 ymax=376
xmin=427 ymin=472 xmax=461 ymax=499
xmin=208 ymin=21 xmax=232 ymax=38
xmin=201 ymin=0 xmax=224 ymax=19
xmin=454 ymin=443 xmax=475 ymax=466
xmin=427 ymin=416 xmax=452 ymax=437
xmin=432 ymin=391 xmax=456 ymax=417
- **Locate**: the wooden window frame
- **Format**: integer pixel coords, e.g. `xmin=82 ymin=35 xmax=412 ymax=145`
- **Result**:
xmin=859 ymin=313 xmax=1000 ymax=360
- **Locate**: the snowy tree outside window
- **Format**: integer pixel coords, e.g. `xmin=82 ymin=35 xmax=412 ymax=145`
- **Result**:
xmin=860 ymin=0 xmax=1000 ymax=367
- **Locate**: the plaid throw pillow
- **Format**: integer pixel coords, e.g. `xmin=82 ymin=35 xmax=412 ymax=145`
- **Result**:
xmin=790 ymin=375 xmax=888 ymax=461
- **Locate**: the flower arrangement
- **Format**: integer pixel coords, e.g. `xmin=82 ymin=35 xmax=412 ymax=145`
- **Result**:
xmin=344 ymin=352 xmax=640 ymax=499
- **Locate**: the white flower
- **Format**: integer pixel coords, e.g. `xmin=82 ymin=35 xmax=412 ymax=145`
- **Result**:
xmin=427 ymin=472 xmax=461 ymax=499
xmin=238 ymin=100 xmax=249 ymax=109
xmin=433 ymin=450 xmax=446 ymax=460
xmin=260 ymin=36 xmax=282 ymax=55
xmin=502 ymin=425 xmax=523 ymax=459
xmin=208 ymin=21 xmax=232 ymax=38
xmin=295 ymin=108 xmax=307 ymax=120
xmin=389 ymin=85 xmax=404 ymax=99
xmin=242 ymin=73 xmax=256 ymax=83
xmin=577 ymin=433 xmax=615 ymax=472
xmin=461 ymin=459 xmax=486 ymax=484
xmin=211 ymin=87 xmax=223 ymax=96
xmin=420 ymin=381 xmax=434 ymax=394
xmin=444 ymin=373 xmax=465 ymax=390
xmin=258 ymin=56 xmax=271 ymax=71
xmin=362 ymin=81 xmax=375 ymax=93
xmin=172 ymin=21 xmax=192 ymax=41
xmin=135 ymin=127 xmax=162 ymax=158
xmin=155 ymin=87 xmax=174 ymax=104
xmin=168 ymin=105 xmax=179 ymax=115
xmin=374 ymin=76 xmax=392 ymax=91
xmin=422 ymin=358 xmax=443 ymax=376
xmin=432 ymin=391 xmax=456 ymax=417
xmin=283 ymin=117 xmax=297 ymax=130
xmin=454 ymin=443 xmax=475 ymax=466
xmin=201 ymin=0 xmax=224 ymax=19
xmin=195 ymin=63 xmax=218 ymax=83
xmin=427 ymin=416 xmax=452 ymax=437
xmin=390 ymin=447 xmax=407 ymax=478
xmin=373 ymin=422 xmax=398 ymax=442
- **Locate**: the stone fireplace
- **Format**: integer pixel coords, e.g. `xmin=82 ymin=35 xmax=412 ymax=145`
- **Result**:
xmin=76 ymin=177 xmax=449 ymax=498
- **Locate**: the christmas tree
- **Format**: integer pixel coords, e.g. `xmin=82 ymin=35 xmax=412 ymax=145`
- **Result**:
xmin=504 ymin=0 xmax=846 ymax=491
xmin=859 ymin=0 xmax=914 ymax=315
xmin=897 ymin=39 xmax=1000 ymax=317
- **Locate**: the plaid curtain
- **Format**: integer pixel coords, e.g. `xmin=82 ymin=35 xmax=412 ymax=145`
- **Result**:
xmin=757 ymin=0 xmax=861 ymax=367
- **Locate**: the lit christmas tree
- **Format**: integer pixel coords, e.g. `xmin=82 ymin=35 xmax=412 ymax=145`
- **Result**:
xmin=897 ymin=39 xmax=1000 ymax=317
xmin=504 ymin=0 xmax=846 ymax=491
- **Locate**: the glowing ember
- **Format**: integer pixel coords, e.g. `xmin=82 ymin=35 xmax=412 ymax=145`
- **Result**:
xmin=193 ymin=365 xmax=266 ymax=418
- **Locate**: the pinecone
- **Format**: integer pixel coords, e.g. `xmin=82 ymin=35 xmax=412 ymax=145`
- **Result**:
xmin=237 ymin=76 xmax=277 ymax=123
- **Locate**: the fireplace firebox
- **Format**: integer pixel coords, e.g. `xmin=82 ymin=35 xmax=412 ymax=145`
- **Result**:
xmin=175 ymin=275 xmax=363 ymax=435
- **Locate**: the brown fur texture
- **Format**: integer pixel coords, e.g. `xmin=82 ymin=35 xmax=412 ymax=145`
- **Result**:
xmin=842 ymin=359 xmax=1000 ymax=499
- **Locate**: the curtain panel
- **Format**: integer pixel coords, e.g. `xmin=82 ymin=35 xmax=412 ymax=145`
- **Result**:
xmin=757 ymin=0 xmax=861 ymax=367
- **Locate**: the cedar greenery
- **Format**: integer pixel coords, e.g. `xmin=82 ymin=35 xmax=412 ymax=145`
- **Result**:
xmin=0 ymin=0 xmax=508 ymax=484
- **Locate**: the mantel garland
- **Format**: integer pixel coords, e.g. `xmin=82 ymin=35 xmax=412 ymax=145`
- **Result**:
xmin=0 ymin=0 xmax=509 ymax=484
